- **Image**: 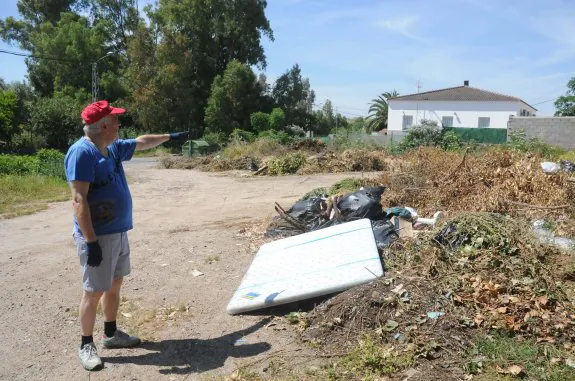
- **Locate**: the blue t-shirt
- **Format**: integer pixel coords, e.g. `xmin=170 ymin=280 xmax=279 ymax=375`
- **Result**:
xmin=64 ymin=137 xmax=137 ymax=236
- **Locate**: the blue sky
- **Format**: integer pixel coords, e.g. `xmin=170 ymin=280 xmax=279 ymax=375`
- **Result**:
xmin=1 ymin=0 xmax=574 ymax=116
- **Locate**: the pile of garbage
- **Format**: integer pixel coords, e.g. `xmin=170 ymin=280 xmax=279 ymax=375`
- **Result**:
xmin=265 ymin=185 xmax=442 ymax=250
xmin=380 ymin=147 xmax=575 ymax=221
xmin=302 ymin=212 xmax=575 ymax=379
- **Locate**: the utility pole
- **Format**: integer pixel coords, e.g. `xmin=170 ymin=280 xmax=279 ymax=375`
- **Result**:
xmin=336 ymin=106 xmax=339 ymax=135
xmin=92 ymin=52 xmax=113 ymax=102
xmin=416 ymin=80 xmax=422 ymax=125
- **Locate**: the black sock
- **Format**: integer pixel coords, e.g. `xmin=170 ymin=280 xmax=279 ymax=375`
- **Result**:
xmin=81 ymin=335 xmax=93 ymax=348
xmin=104 ymin=320 xmax=117 ymax=337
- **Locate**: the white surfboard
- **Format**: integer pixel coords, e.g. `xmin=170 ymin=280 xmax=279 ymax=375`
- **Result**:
xmin=227 ymin=218 xmax=383 ymax=314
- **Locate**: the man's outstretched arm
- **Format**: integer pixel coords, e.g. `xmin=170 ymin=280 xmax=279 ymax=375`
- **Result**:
xmin=135 ymin=132 xmax=189 ymax=151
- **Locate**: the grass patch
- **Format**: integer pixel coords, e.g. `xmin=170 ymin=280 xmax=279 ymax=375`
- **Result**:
xmin=0 ymin=175 xmax=70 ymax=218
xmin=466 ymin=334 xmax=574 ymax=381
xmin=560 ymin=150 xmax=575 ymax=163
xmin=325 ymin=335 xmax=413 ymax=380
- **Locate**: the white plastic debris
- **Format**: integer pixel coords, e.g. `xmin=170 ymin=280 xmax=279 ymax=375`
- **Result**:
xmin=532 ymin=220 xmax=575 ymax=251
xmin=416 ymin=211 xmax=445 ymax=226
xmin=541 ymin=162 xmax=561 ymax=174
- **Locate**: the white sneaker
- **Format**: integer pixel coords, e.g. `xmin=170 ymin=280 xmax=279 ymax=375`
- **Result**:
xmin=78 ymin=342 xmax=103 ymax=371
xmin=102 ymin=329 xmax=141 ymax=349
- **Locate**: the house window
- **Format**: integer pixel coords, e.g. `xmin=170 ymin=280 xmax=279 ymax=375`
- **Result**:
xmin=478 ymin=117 xmax=490 ymax=128
xmin=442 ymin=116 xmax=454 ymax=127
xmin=402 ymin=115 xmax=413 ymax=130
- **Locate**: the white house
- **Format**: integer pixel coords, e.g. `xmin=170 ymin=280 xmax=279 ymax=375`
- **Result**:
xmin=387 ymin=81 xmax=537 ymax=131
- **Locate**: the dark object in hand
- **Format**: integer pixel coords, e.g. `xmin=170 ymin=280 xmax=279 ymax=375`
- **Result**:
xmin=86 ymin=241 xmax=103 ymax=267
xmin=169 ymin=131 xmax=189 ymax=141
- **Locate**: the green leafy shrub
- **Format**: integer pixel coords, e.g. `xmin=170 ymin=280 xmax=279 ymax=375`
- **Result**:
xmin=400 ymin=121 xmax=442 ymax=151
xmin=223 ymin=137 xmax=284 ymax=159
xmin=507 ymin=129 xmax=565 ymax=159
xmin=202 ymin=131 xmax=228 ymax=149
xmin=269 ymin=108 xmax=286 ymax=130
xmin=36 ymin=149 xmax=66 ymax=179
xmin=229 ymin=128 xmax=256 ymax=143
xmin=267 ymin=152 xmax=307 ymax=175
xmin=440 ymin=130 xmax=462 ymax=151
xmin=0 ymin=154 xmax=39 ymax=175
xmin=257 ymin=130 xmax=293 ymax=145
xmin=0 ymin=150 xmax=65 ymax=179
xmin=250 ymin=112 xmax=270 ymax=132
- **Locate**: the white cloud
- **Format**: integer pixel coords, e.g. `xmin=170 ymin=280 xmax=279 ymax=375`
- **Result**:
xmin=375 ymin=16 xmax=423 ymax=41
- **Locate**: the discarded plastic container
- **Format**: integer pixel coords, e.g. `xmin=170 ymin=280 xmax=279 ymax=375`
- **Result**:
xmin=532 ymin=220 xmax=575 ymax=251
xmin=541 ymin=162 xmax=561 ymax=174
xmin=416 ymin=211 xmax=445 ymax=226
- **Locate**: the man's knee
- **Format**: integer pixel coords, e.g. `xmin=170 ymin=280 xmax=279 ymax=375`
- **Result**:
xmin=83 ymin=290 xmax=104 ymax=302
xmin=107 ymin=277 xmax=123 ymax=294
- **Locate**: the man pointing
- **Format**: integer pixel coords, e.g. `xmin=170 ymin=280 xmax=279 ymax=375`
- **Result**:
xmin=64 ymin=100 xmax=188 ymax=370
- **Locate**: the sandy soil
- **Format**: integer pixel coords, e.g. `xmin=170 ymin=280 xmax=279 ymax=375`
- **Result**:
xmin=0 ymin=160 xmax=373 ymax=380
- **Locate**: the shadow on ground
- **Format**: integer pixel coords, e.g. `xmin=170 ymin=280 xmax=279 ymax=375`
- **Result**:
xmin=103 ymin=318 xmax=272 ymax=375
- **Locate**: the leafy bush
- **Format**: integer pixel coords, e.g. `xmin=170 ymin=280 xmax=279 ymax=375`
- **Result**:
xmin=330 ymin=134 xmax=364 ymax=151
xmin=10 ymin=130 xmax=47 ymax=151
xmin=223 ymin=137 xmax=284 ymax=159
xmin=257 ymin=130 xmax=293 ymax=145
xmin=0 ymin=154 xmax=39 ymax=175
xmin=250 ymin=112 xmax=270 ymax=132
xmin=202 ymin=131 xmax=228 ymax=149
xmin=399 ymin=121 xmax=442 ymax=151
xmin=267 ymin=152 xmax=307 ymax=175
xmin=0 ymin=149 xmax=65 ymax=179
xmin=507 ymin=129 xmax=565 ymax=159
xmin=440 ymin=130 xmax=462 ymax=151
xmin=283 ymin=124 xmax=305 ymax=137
xmin=269 ymin=108 xmax=286 ymax=130
xmin=36 ymin=149 xmax=66 ymax=179
xmin=229 ymin=128 xmax=256 ymax=143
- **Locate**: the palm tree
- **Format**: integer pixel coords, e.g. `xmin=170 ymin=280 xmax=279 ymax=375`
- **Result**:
xmin=366 ymin=90 xmax=399 ymax=132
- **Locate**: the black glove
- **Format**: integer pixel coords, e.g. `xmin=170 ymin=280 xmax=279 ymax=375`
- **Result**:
xmin=169 ymin=131 xmax=189 ymax=141
xmin=86 ymin=241 xmax=103 ymax=267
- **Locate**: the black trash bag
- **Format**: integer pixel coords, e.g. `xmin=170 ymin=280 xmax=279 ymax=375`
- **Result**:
xmin=287 ymin=196 xmax=326 ymax=224
xmin=560 ymin=160 xmax=575 ymax=174
xmin=247 ymin=161 xmax=259 ymax=172
xmin=371 ymin=220 xmax=398 ymax=250
xmin=434 ymin=224 xmax=468 ymax=249
xmin=337 ymin=186 xmax=386 ymax=221
xmin=264 ymin=196 xmax=328 ymax=238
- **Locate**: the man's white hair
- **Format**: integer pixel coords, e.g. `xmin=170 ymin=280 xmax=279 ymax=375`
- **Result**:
xmin=83 ymin=115 xmax=109 ymax=134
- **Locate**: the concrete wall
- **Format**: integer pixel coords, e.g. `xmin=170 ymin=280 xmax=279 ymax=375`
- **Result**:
xmin=507 ymin=117 xmax=575 ymax=149
xmin=388 ymin=100 xmax=536 ymax=131
xmin=327 ymin=131 xmax=406 ymax=147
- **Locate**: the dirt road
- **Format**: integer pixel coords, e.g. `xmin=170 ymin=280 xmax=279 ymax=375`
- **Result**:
xmin=0 ymin=162 xmax=372 ymax=380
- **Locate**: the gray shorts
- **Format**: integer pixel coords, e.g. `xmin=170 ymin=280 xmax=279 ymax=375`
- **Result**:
xmin=73 ymin=231 xmax=131 ymax=292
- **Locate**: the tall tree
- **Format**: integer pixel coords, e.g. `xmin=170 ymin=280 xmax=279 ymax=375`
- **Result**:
xmin=0 ymin=89 xmax=18 ymax=144
xmin=366 ymin=90 xmax=399 ymax=132
xmin=554 ymin=77 xmax=575 ymax=116
xmin=0 ymin=0 xmax=83 ymax=50
xmin=88 ymin=0 xmax=139 ymax=53
xmin=322 ymin=99 xmax=335 ymax=128
xmin=26 ymin=13 xmax=111 ymax=96
xmin=204 ymin=60 xmax=264 ymax=134
xmin=272 ymin=64 xmax=315 ymax=129
xmin=1 ymin=1 xmax=129 ymax=98
xmin=127 ymin=0 xmax=273 ymax=134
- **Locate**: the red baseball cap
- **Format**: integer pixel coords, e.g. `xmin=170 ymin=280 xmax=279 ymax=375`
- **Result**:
xmin=81 ymin=100 xmax=125 ymax=124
